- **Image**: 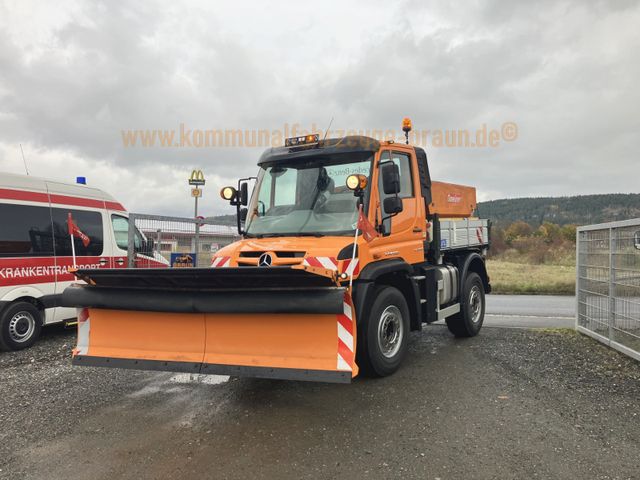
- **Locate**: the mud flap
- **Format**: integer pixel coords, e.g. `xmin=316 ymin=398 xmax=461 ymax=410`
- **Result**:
xmin=67 ymin=268 xmax=358 ymax=383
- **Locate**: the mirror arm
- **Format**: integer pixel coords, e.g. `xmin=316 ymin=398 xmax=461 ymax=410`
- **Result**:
xmin=235 ymin=176 xmax=257 ymax=236
xmin=378 ymin=189 xmax=402 ymax=236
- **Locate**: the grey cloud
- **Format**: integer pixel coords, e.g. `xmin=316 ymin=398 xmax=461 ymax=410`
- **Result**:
xmin=0 ymin=0 xmax=638 ymax=217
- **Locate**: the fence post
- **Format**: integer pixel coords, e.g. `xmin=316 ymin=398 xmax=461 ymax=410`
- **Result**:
xmin=575 ymin=230 xmax=581 ymax=330
xmin=128 ymin=213 xmax=137 ymax=268
xmin=608 ymin=227 xmax=615 ymax=345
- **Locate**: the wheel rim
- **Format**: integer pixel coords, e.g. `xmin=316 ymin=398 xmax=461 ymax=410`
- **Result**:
xmin=8 ymin=311 xmax=36 ymax=343
xmin=377 ymin=305 xmax=403 ymax=358
xmin=469 ymin=285 xmax=483 ymax=323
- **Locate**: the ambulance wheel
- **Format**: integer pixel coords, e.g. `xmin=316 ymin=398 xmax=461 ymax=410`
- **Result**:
xmin=357 ymin=286 xmax=410 ymax=377
xmin=0 ymin=301 xmax=42 ymax=351
xmin=446 ymin=272 xmax=485 ymax=338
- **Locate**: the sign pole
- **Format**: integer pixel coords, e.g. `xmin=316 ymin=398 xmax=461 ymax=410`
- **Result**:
xmin=194 ymin=192 xmax=199 ymax=260
xmin=188 ymin=169 xmax=206 ymax=266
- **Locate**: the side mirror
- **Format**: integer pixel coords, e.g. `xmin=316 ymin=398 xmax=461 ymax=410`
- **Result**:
xmin=381 ymin=162 xmax=401 ymax=195
xmin=383 ymin=196 xmax=403 ymax=215
xmin=239 ymin=182 xmax=249 ymax=206
xmin=239 ymin=207 xmax=248 ymax=222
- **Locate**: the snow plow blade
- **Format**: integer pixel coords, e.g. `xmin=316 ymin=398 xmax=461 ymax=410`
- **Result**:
xmin=62 ymin=267 xmax=358 ymax=383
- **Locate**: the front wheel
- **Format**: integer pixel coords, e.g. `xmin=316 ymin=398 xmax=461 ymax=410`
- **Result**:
xmin=0 ymin=301 xmax=43 ymax=351
xmin=357 ymin=286 xmax=410 ymax=377
xmin=446 ymin=272 xmax=485 ymax=337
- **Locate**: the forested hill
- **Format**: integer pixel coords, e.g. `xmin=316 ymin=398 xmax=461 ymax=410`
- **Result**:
xmin=209 ymin=194 xmax=640 ymax=228
xmin=477 ymin=194 xmax=640 ymax=227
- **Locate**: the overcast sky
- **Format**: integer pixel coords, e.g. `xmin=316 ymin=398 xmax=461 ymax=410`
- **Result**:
xmin=1 ymin=0 xmax=638 ymax=217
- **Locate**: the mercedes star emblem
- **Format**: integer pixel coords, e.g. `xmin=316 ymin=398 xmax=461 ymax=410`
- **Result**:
xmin=258 ymin=253 xmax=272 ymax=267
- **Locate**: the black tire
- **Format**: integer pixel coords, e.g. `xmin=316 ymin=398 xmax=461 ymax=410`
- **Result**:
xmin=357 ymin=286 xmax=410 ymax=377
xmin=446 ymin=272 xmax=485 ymax=337
xmin=0 ymin=301 xmax=43 ymax=351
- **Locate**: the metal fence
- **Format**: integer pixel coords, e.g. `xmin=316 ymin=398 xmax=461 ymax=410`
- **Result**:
xmin=576 ymin=219 xmax=640 ymax=361
xmin=127 ymin=213 xmax=240 ymax=268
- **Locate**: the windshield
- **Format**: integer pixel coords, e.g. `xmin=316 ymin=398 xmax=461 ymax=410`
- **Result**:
xmin=245 ymin=155 xmax=372 ymax=237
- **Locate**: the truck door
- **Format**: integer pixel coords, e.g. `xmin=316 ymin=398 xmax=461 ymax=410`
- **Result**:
xmin=368 ymin=149 xmax=424 ymax=264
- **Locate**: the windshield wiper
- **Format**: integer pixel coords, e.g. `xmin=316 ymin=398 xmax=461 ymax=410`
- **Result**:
xmin=253 ymin=233 xmax=283 ymax=238
xmin=252 ymin=232 xmax=324 ymax=238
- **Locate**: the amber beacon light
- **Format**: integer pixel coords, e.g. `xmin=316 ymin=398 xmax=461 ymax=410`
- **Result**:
xmin=402 ymin=117 xmax=412 ymax=144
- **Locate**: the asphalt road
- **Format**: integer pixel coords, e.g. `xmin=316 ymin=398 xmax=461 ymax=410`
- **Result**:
xmin=484 ymin=294 xmax=575 ymax=329
xmin=2 ymin=295 xmax=639 ymax=480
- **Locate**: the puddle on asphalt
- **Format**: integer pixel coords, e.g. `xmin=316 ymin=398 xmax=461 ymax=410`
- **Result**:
xmin=168 ymin=373 xmax=230 ymax=385
xmin=128 ymin=373 xmax=230 ymax=397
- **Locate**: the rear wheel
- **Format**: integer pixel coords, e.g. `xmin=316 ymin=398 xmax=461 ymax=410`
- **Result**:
xmin=446 ymin=272 xmax=485 ymax=337
xmin=0 ymin=301 xmax=42 ymax=351
xmin=357 ymin=286 xmax=410 ymax=377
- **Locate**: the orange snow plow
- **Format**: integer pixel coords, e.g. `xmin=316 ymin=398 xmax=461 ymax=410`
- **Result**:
xmin=63 ymin=266 xmax=357 ymax=383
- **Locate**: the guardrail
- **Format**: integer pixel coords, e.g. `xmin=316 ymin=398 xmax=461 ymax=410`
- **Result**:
xmin=576 ymin=219 xmax=640 ymax=360
xmin=127 ymin=213 xmax=240 ymax=268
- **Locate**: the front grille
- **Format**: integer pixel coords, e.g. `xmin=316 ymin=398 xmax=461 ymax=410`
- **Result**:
xmin=239 ymin=251 xmax=306 ymax=258
xmin=238 ymin=251 xmax=262 ymax=258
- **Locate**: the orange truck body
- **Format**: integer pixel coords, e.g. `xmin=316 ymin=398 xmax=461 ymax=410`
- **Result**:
xmin=429 ymin=181 xmax=477 ymax=218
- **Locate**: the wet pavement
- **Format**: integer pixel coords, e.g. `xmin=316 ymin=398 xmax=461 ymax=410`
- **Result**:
xmin=1 ymin=318 xmax=638 ymax=480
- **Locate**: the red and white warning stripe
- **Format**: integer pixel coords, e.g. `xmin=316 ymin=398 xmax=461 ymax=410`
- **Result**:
xmin=211 ymin=256 xmax=231 ymax=267
xmin=336 ymin=293 xmax=356 ymax=371
xmin=303 ymin=256 xmax=360 ymax=276
xmin=476 ymin=226 xmax=484 ymax=244
xmin=342 ymin=258 xmax=359 ymax=276
xmin=302 ymin=256 xmax=338 ymax=270
xmin=75 ymin=308 xmax=90 ymax=356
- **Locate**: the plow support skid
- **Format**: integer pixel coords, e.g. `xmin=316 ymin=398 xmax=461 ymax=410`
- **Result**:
xmin=65 ymin=268 xmax=358 ymax=383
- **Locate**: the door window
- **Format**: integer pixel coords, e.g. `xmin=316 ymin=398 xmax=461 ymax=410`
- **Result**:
xmin=379 ymin=151 xmax=414 ymax=215
xmin=52 ymin=209 xmax=104 ymax=256
xmin=111 ymin=215 xmax=144 ymax=251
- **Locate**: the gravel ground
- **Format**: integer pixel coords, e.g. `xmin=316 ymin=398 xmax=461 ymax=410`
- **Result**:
xmin=0 ymin=323 xmax=638 ymax=480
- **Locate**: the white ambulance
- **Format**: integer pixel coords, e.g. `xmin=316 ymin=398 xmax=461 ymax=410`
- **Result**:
xmin=0 ymin=172 xmax=167 ymax=350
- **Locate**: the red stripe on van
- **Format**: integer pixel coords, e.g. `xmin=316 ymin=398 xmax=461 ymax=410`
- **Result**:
xmin=49 ymin=193 xmax=105 ymax=209
xmin=0 ymin=256 xmax=107 ymax=287
xmin=0 ymin=188 xmax=126 ymax=212
xmin=0 ymin=188 xmax=50 ymax=203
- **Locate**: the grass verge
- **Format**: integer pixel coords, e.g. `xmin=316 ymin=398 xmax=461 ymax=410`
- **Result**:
xmin=487 ymin=259 xmax=575 ymax=295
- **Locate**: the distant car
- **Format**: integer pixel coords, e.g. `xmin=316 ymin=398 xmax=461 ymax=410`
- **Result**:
xmin=0 ymin=172 xmax=168 ymax=350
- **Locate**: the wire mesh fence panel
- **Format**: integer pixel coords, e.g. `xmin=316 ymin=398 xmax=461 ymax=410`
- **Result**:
xmin=576 ymin=219 xmax=640 ymax=360
xmin=126 ymin=213 xmax=239 ymax=269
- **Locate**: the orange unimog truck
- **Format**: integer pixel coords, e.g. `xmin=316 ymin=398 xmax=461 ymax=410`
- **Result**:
xmin=62 ymin=121 xmax=491 ymax=383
